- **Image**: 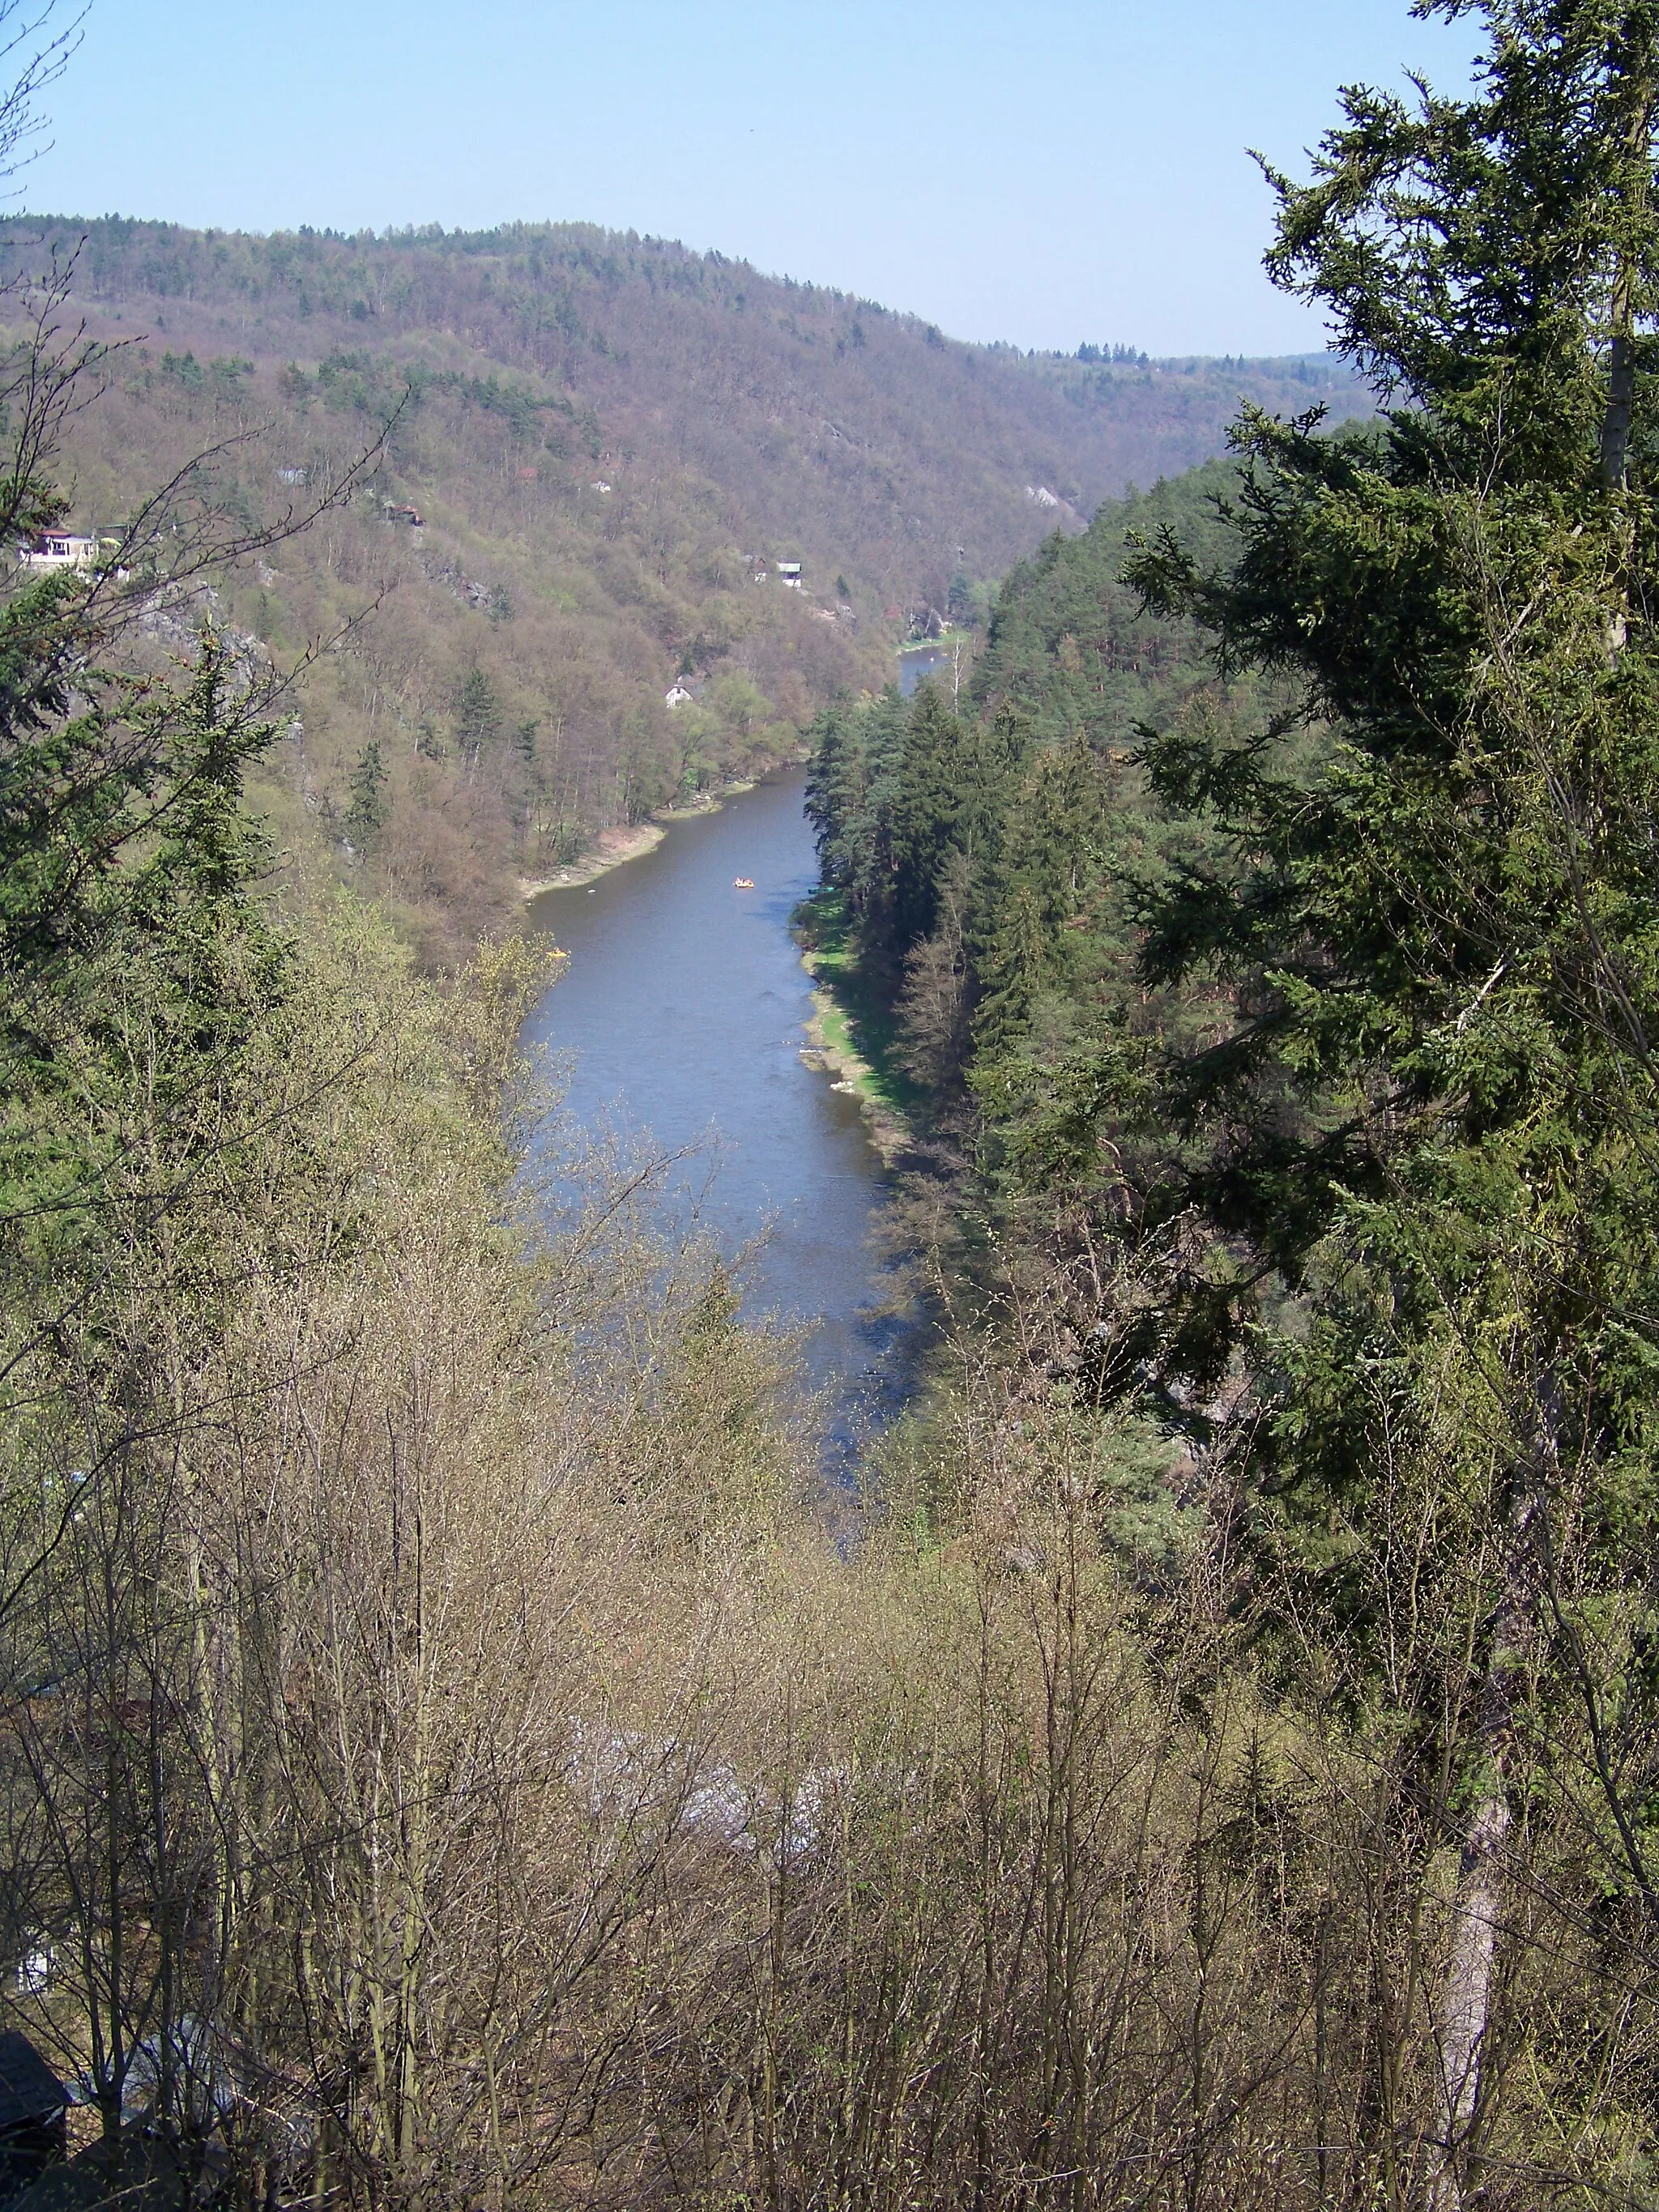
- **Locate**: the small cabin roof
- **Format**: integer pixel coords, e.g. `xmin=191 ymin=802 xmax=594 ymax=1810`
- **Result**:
xmin=0 ymin=2035 xmax=66 ymax=2129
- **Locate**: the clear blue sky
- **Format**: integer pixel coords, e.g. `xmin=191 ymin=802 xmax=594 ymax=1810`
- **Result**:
xmin=19 ymin=0 xmax=1482 ymax=356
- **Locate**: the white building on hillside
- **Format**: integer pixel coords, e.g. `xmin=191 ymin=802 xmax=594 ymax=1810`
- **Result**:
xmin=775 ymin=560 xmax=803 ymax=589
xmin=19 ymin=531 xmax=99 ymax=570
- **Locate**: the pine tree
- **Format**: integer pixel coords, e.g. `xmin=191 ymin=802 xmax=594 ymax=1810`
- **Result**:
xmin=803 ymin=700 xmax=868 ymax=901
xmin=454 ymin=667 xmax=502 ymax=769
xmin=1118 ymin=6 xmax=1659 ymax=2190
xmin=969 ymin=732 xmax=1104 ymax=1062
xmin=804 ymin=687 xmax=911 ymax=939
xmin=889 ymin=683 xmax=1000 ymax=957
xmin=345 ymin=737 xmax=388 ymax=849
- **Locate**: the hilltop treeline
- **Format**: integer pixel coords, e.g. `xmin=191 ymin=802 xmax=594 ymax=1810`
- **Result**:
xmin=1 ymin=213 xmax=1367 ymax=955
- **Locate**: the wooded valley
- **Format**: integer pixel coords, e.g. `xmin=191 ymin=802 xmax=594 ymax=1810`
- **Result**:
xmin=6 ymin=1 xmax=1659 ymax=2208
xmin=0 ymin=213 xmax=1364 ymax=954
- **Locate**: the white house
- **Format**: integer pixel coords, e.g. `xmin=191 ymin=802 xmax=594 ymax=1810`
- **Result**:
xmin=664 ymin=683 xmax=695 ymax=710
xmin=19 ymin=531 xmax=98 ymax=570
xmin=775 ymin=560 xmax=804 ymax=589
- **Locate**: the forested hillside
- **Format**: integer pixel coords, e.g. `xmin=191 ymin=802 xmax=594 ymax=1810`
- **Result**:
xmin=18 ymin=1 xmax=1659 ymax=2205
xmin=797 ymin=3 xmax=1659 ymax=2195
xmin=970 ymin=456 xmax=1248 ymax=745
xmin=0 ymin=214 xmax=1367 ymax=953
xmin=801 ymin=456 xmax=1290 ymax=1121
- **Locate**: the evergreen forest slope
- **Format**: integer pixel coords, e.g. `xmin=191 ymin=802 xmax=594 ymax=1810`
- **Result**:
xmin=2 ymin=215 xmax=1366 ymax=953
xmin=970 ymin=455 xmax=1251 ymax=747
xmin=802 ymin=456 xmax=1275 ymax=1132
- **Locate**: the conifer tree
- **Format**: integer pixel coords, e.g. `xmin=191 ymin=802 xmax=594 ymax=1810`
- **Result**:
xmin=888 ymin=684 xmax=970 ymax=953
xmin=1119 ymin=6 xmax=1659 ymax=2191
xmin=803 ymin=699 xmax=870 ymax=906
xmin=970 ymin=731 xmax=1103 ymax=1061
xmin=808 ymin=685 xmax=911 ymax=944
xmin=345 ymin=736 xmax=388 ymax=850
xmin=454 ymin=666 xmax=502 ymax=769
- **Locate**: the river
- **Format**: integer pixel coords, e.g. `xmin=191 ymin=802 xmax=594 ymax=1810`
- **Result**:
xmin=522 ymin=769 xmax=905 ymax=1421
xmin=898 ymin=640 xmax=962 ymax=697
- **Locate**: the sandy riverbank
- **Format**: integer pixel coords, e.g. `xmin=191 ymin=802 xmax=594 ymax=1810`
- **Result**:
xmin=518 ymin=778 xmax=771 ymax=899
xmin=518 ymin=820 xmax=667 ymax=897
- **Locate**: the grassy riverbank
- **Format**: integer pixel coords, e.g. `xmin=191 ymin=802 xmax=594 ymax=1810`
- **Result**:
xmin=791 ymin=887 xmax=918 ymax=1163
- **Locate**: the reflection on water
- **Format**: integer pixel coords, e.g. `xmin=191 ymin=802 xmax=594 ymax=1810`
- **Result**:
xmin=522 ymin=769 xmax=912 ymax=1437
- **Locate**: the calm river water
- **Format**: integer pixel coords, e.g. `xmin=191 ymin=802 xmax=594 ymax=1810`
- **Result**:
xmin=522 ymin=769 xmax=903 ymax=1414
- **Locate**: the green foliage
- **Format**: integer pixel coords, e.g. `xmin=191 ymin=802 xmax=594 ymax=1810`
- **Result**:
xmin=803 ymin=478 xmax=1233 ymax=1132
xmin=453 ymin=665 xmax=502 ymax=765
xmin=0 ymin=212 xmax=1376 ymax=957
xmin=1115 ymin=0 xmax=1659 ymax=1478
xmin=804 ymin=22 xmax=1659 ymax=2043
xmin=814 ymin=9 xmax=1659 ymax=1851
xmin=972 ymin=458 xmax=1251 ymax=749
xmin=345 ymin=735 xmax=388 ymax=847
xmin=0 ymin=612 xmax=290 ymax=1286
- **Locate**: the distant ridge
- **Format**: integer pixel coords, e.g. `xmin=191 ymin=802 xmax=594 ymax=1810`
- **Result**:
xmin=0 ymin=215 xmax=1374 ymax=953
xmin=2 ymin=215 xmax=1371 ymax=601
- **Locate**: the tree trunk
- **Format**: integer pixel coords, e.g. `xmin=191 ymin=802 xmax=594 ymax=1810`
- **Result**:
xmin=1431 ymin=1481 xmax=1537 ymax=2211
xmin=1599 ymin=331 xmax=1634 ymax=490
xmin=1434 ymin=1786 xmax=1510 ymax=2206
